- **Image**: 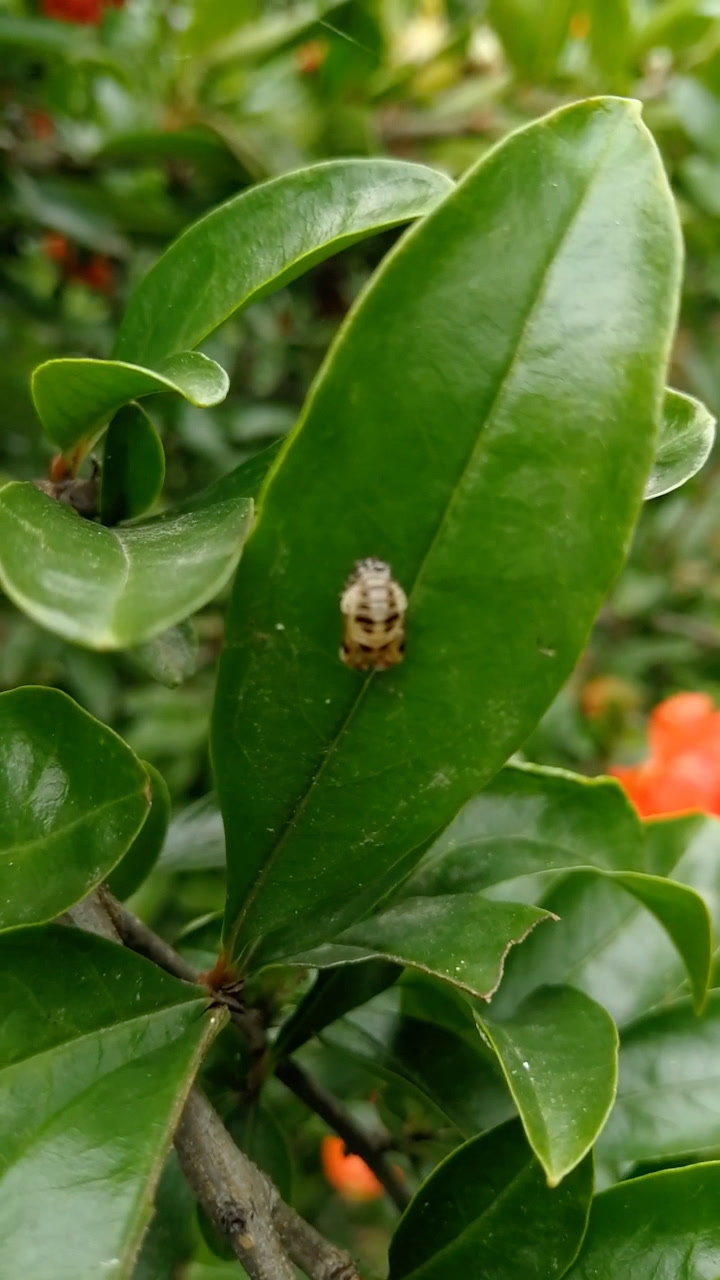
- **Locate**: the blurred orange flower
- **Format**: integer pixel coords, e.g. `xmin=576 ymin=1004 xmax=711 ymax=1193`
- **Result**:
xmin=610 ymin=692 xmax=720 ymax=818
xmin=321 ymin=1136 xmax=383 ymax=1202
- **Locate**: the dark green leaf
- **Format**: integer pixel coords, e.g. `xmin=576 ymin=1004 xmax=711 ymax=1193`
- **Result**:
xmin=285 ymin=895 xmax=554 ymax=1000
xmin=131 ymin=1154 xmax=196 ymax=1280
xmin=113 ymin=160 xmax=454 ymax=366
xmin=101 ymin=404 xmax=166 ymax=525
xmin=600 ymin=992 xmax=720 ymax=1170
xmin=405 ymin=763 xmax=645 ymax=898
xmin=565 ymin=1163 xmax=720 ymax=1279
xmin=645 ymin=387 xmax=716 ymax=500
xmin=32 ymin=353 xmax=229 ymax=453
xmin=0 ymin=927 xmax=216 ymax=1280
xmin=479 ymin=986 xmax=618 ymax=1184
xmin=388 ymin=1120 xmax=593 ymax=1280
xmin=321 ymin=987 xmax=513 ymax=1138
xmin=106 ymin=763 xmax=171 ymax=901
xmin=158 ymin=795 xmax=225 ymax=874
xmin=275 ymin=960 xmax=402 ymax=1059
xmin=212 ymin=98 xmax=681 ymax=965
xmin=491 ymin=865 xmax=712 ymax=1025
xmin=0 ymin=481 xmax=252 ymax=649
xmin=0 ymin=687 xmax=149 ymax=930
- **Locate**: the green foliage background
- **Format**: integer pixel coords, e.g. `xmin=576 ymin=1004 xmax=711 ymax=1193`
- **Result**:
xmin=4 ymin=2 xmax=720 ymax=1276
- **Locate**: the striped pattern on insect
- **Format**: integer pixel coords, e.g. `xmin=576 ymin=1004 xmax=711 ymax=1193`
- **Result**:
xmin=340 ymin=558 xmax=407 ymax=671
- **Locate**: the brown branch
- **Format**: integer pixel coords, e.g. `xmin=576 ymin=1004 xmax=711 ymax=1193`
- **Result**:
xmin=276 ymin=1057 xmax=411 ymax=1211
xmin=63 ymin=889 xmax=362 ymax=1279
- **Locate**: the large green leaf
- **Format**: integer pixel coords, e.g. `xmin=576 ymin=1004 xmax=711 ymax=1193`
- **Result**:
xmin=0 ymin=481 xmax=252 ymax=649
xmin=388 ymin=1120 xmax=593 ymax=1280
xmin=491 ymin=820 xmax=717 ymax=1026
xmin=645 ymin=387 xmax=716 ymax=500
xmin=479 ymin=986 xmax=618 ymax=1184
xmin=32 ymin=353 xmax=229 ymax=453
xmin=565 ymin=1163 xmax=720 ymax=1279
xmin=600 ymin=992 xmax=720 ymax=1171
xmin=0 ymin=687 xmax=149 ymax=930
xmin=212 ymin=98 xmax=681 ymax=966
xmin=0 ymin=927 xmax=216 ymax=1280
xmin=404 ymin=763 xmax=646 ymax=898
xmin=321 ymin=988 xmax=514 ymax=1138
xmin=113 ymin=159 xmax=454 ymax=366
xmin=282 ymin=895 xmax=554 ymax=999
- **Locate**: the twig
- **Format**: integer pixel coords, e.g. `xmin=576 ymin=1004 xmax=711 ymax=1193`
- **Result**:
xmin=276 ymin=1057 xmax=411 ymax=1211
xmin=98 ymin=885 xmax=198 ymax=983
xmin=651 ymin=610 xmax=720 ymax=650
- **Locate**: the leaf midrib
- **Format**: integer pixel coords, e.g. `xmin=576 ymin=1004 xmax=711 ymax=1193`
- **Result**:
xmin=228 ymin=115 xmax=624 ymax=953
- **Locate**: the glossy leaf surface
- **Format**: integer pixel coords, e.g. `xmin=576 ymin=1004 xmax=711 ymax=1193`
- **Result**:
xmin=645 ymin=387 xmax=716 ymax=500
xmin=0 ymin=481 xmax=252 ymax=649
xmin=114 ymin=159 xmax=454 ymax=365
xmin=492 ymin=819 xmax=717 ymax=1026
xmin=106 ymin=763 xmax=171 ymax=901
xmin=284 ymin=894 xmax=554 ymax=999
xmin=213 ymin=98 xmax=681 ymax=963
xmin=0 ymin=927 xmax=215 ymax=1280
xmin=0 ymin=687 xmax=149 ymax=930
xmin=566 ymin=1164 xmax=720 ymax=1279
xmin=388 ymin=1120 xmax=593 ymax=1280
xmin=405 ymin=763 xmax=645 ymax=898
xmin=32 ymin=352 xmax=228 ymax=452
xmin=101 ymin=404 xmax=166 ymax=525
xmin=600 ymin=992 xmax=720 ymax=1169
xmin=479 ymin=986 xmax=618 ymax=1184
xmin=275 ymin=960 xmax=401 ymax=1059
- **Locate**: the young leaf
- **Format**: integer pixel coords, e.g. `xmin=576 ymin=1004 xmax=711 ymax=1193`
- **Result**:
xmin=212 ymin=98 xmax=682 ymax=965
xmin=565 ymin=1163 xmax=720 ymax=1279
xmin=106 ymin=762 xmax=171 ymax=901
xmin=478 ymin=986 xmax=619 ymax=1185
xmin=281 ymin=894 xmax=555 ymax=1000
xmin=275 ymin=960 xmax=402 ymax=1059
xmin=32 ymin=352 xmax=229 ymax=453
xmin=0 ymin=687 xmax=149 ymax=930
xmin=101 ymin=403 xmax=166 ymax=525
xmin=388 ymin=1120 xmax=593 ymax=1280
xmin=600 ymin=992 xmax=720 ymax=1170
xmin=0 ymin=481 xmax=252 ymax=649
xmin=113 ymin=159 xmax=454 ymax=365
xmin=645 ymin=387 xmax=716 ymax=500
xmin=0 ymin=927 xmax=217 ymax=1280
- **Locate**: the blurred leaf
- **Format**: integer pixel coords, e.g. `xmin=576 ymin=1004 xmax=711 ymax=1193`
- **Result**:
xmin=10 ymin=173 xmax=129 ymax=258
xmin=0 ymin=481 xmax=252 ymax=649
xmin=113 ymin=159 xmax=454 ymax=365
xmin=285 ymin=895 xmax=555 ymax=1000
xmin=645 ymin=388 xmax=715 ymax=500
xmin=589 ymin=0 xmax=632 ymax=84
xmin=101 ymin=404 xmax=166 ymax=525
xmin=194 ymin=0 xmax=348 ymax=68
xmin=489 ymin=0 xmax=574 ymax=79
xmin=173 ymin=441 xmax=283 ymax=517
xmin=275 ymin=960 xmax=401 ymax=1059
xmin=32 ymin=353 xmax=229 ymax=453
xmin=158 ymin=795 xmax=225 ymax=873
xmin=229 ymin=1106 xmax=293 ymax=1202
xmin=0 ymin=686 xmax=148 ymax=930
xmin=404 ymin=762 xmax=645 ymax=898
xmin=129 ymin=621 xmax=199 ymax=689
xmin=479 ymin=986 xmax=618 ymax=1184
xmin=131 ymin=1154 xmax=195 ymax=1280
xmin=213 ymin=99 xmax=681 ymax=966
xmin=0 ymin=927 xmax=215 ymax=1280
xmin=565 ymin=1163 xmax=720 ymax=1278
xmin=600 ymin=991 xmax=720 ymax=1170
xmin=321 ymin=988 xmax=515 ymax=1138
xmin=106 ymin=762 xmax=171 ymax=901
xmin=388 ymin=1120 xmax=593 ymax=1280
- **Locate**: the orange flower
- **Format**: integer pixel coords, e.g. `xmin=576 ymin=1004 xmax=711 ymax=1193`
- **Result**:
xmin=321 ymin=1136 xmax=383 ymax=1202
xmin=610 ymin=692 xmax=720 ymax=818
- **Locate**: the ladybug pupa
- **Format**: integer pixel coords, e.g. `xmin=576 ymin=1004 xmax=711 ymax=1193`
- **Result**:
xmin=340 ymin=558 xmax=407 ymax=671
